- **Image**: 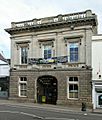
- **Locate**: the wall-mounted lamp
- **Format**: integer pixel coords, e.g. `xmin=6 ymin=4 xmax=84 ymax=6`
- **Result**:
xmin=99 ymin=75 xmax=101 ymax=79
xmin=39 ymin=42 xmax=41 ymax=48
xmin=79 ymin=39 xmax=81 ymax=45
xmin=70 ymin=25 xmax=74 ymax=30
xmin=64 ymin=38 xmax=67 ymax=47
xmin=52 ymin=41 xmax=54 ymax=47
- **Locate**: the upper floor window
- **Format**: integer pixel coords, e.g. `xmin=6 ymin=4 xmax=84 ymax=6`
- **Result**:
xmin=20 ymin=47 xmax=28 ymax=64
xmin=43 ymin=45 xmax=52 ymax=59
xmin=68 ymin=42 xmax=79 ymax=62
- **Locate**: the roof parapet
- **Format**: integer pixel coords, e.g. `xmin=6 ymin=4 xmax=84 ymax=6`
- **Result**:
xmin=11 ymin=10 xmax=95 ymax=28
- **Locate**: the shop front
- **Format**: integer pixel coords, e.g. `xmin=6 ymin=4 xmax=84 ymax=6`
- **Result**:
xmin=92 ymin=80 xmax=102 ymax=109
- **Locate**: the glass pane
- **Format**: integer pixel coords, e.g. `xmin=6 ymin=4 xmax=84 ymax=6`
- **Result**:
xmin=20 ymin=83 xmax=27 ymax=89
xmin=23 ymin=84 xmax=27 ymax=89
xmin=69 ymin=92 xmax=78 ymax=98
xmin=44 ymin=46 xmax=52 ymax=59
xmin=69 ymin=84 xmax=78 ymax=91
xmin=24 ymin=77 xmax=27 ymax=81
xmin=70 ymin=54 xmax=74 ymax=62
xmin=48 ymin=50 xmax=51 ymax=54
xmin=69 ymin=43 xmax=78 ymax=62
xmin=73 ymin=92 xmax=78 ymax=98
xmin=44 ymin=50 xmax=47 ymax=54
xmin=74 ymin=84 xmax=78 ymax=91
xmin=20 ymin=84 xmax=24 ymax=89
xmin=21 ymin=47 xmax=28 ymax=64
xmin=21 ymin=90 xmax=27 ymax=96
xmin=69 ymin=84 xmax=73 ymax=91
xmin=48 ymin=54 xmax=51 ymax=58
xmin=69 ymin=77 xmax=78 ymax=81
xmin=23 ymin=90 xmax=27 ymax=96
xmin=74 ymin=77 xmax=78 ymax=81
xmin=20 ymin=77 xmax=27 ymax=81
xmin=44 ymin=55 xmax=47 ymax=59
xmin=70 ymin=48 xmax=74 ymax=53
xmin=69 ymin=92 xmax=73 ymax=98
xmin=75 ymin=48 xmax=78 ymax=52
xmin=25 ymin=56 xmax=27 ymax=63
xmin=21 ymin=56 xmax=24 ymax=63
xmin=75 ymin=54 xmax=78 ymax=61
xmin=69 ymin=91 xmax=78 ymax=98
xmin=99 ymin=95 xmax=102 ymax=105
xmin=69 ymin=77 xmax=73 ymax=81
xmin=21 ymin=77 xmax=23 ymax=81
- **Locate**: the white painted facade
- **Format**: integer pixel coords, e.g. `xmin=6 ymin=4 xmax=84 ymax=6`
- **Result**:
xmin=0 ymin=60 xmax=10 ymax=77
xmin=92 ymin=35 xmax=102 ymax=109
xmin=0 ymin=59 xmax=10 ymax=98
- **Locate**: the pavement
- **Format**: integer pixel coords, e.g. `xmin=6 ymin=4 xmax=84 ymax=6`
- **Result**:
xmin=92 ymin=108 xmax=102 ymax=114
xmin=0 ymin=99 xmax=102 ymax=114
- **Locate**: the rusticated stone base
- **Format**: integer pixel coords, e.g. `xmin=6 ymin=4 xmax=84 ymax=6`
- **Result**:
xmin=9 ymin=68 xmax=92 ymax=108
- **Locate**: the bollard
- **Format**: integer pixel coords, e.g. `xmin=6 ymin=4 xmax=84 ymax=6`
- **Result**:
xmin=81 ymin=102 xmax=86 ymax=111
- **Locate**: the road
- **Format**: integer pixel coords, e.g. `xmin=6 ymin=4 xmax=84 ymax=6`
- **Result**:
xmin=0 ymin=102 xmax=102 ymax=120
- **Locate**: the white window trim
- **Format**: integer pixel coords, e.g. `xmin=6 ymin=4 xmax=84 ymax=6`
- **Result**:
xmin=18 ymin=77 xmax=27 ymax=97
xmin=67 ymin=41 xmax=80 ymax=63
xmin=19 ymin=47 xmax=21 ymax=64
xmin=19 ymin=47 xmax=28 ymax=65
xmin=42 ymin=45 xmax=53 ymax=59
xmin=67 ymin=77 xmax=79 ymax=100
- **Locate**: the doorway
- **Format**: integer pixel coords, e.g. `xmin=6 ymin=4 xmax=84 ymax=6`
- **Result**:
xmin=37 ymin=75 xmax=57 ymax=104
xmin=0 ymin=77 xmax=9 ymax=99
xmin=96 ymin=93 xmax=102 ymax=108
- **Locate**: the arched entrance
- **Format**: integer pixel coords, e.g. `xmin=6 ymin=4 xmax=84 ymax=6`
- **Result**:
xmin=37 ymin=75 xmax=57 ymax=104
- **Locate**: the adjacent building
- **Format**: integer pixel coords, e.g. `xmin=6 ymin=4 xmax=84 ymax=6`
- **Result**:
xmin=5 ymin=10 xmax=97 ymax=107
xmin=0 ymin=53 xmax=10 ymax=99
xmin=92 ymin=35 xmax=102 ymax=109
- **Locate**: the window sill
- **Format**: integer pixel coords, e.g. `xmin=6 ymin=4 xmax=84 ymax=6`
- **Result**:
xmin=19 ymin=96 xmax=27 ymax=98
xmin=67 ymin=98 xmax=79 ymax=100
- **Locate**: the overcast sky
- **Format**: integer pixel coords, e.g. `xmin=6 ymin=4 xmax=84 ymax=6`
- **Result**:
xmin=0 ymin=0 xmax=102 ymax=58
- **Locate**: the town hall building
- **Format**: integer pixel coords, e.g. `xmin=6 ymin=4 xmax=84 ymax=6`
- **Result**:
xmin=5 ymin=10 xmax=97 ymax=108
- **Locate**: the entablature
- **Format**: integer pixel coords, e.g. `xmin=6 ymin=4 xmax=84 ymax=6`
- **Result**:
xmin=5 ymin=10 xmax=97 ymax=35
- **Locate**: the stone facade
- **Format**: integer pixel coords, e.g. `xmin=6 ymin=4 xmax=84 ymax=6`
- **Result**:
xmin=10 ymin=68 xmax=92 ymax=107
xmin=5 ymin=10 xmax=97 ymax=108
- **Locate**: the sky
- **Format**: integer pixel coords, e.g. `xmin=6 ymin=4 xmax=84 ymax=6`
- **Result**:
xmin=0 ymin=0 xmax=102 ymax=58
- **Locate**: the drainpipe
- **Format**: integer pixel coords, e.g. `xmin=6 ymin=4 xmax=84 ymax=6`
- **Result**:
xmin=84 ymin=28 xmax=86 ymax=64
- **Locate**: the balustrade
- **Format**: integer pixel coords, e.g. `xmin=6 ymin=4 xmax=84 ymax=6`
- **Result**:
xmin=11 ymin=10 xmax=93 ymax=28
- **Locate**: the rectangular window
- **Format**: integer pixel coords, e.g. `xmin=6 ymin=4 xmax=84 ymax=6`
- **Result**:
xmin=67 ymin=77 xmax=78 ymax=99
xmin=20 ymin=47 xmax=28 ymax=64
xmin=69 ymin=77 xmax=78 ymax=82
xmin=69 ymin=42 xmax=79 ymax=62
xmin=43 ymin=45 xmax=52 ymax=59
xmin=19 ymin=77 xmax=27 ymax=97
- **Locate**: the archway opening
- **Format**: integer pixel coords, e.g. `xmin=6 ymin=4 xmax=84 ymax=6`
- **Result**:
xmin=37 ymin=75 xmax=57 ymax=104
xmin=98 ymin=95 xmax=102 ymax=105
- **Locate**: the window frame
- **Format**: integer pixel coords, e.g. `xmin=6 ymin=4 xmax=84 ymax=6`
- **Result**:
xmin=20 ymin=46 xmax=28 ymax=64
xmin=67 ymin=41 xmax=79 ymax=63
xmin=18 ymin=77 xmax=27 ymax=97
xmin=67 ymin=76 xmax=79 ymax=100
xmin=42 ymin=44 xmax=52 ymax=59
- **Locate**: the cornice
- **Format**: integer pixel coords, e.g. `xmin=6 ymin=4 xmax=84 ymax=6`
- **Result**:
xmin=5 ymin=17 xmax=97 ymax=35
